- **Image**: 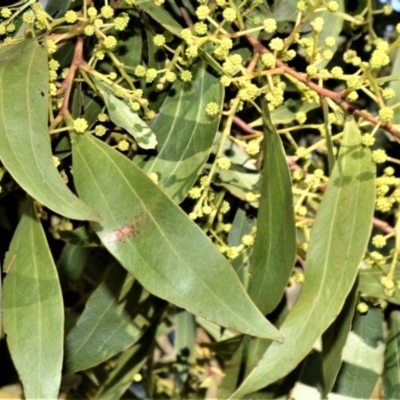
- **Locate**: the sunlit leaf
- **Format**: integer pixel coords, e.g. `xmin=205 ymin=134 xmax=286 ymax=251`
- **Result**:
xmin=0 ymin=39 xmax=100 ymax=221
xmin=229 ymin=117 xmax=376 ymax=398
xmin=94 ymin=78 xmax=157 ymax=149
xmin=139 ymin=58 xmax=223 ymax=203
xmin=383 ymin=311 xmax=400 ymax=399
xmin=72 ymin=133 xmax=282 ymax=341
xmin=2 ymin=198 xmax=64 ymax=399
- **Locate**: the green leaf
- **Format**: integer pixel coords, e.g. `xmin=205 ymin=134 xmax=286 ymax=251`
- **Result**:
xmin=175 ymin=311 xmax=197 ymax=389
xmin=72 ymin=133 xmax=282 ymax=341
xmin=383 ymin=311 xmax=400 ymax=399
xmin=93 ymin=78 xmax=157 ymax=149
xmin=322 ymin=281 xmax=358 ymax=397
xmin=247 ymin=103 xmax=296 ymax=314
xmin=229 ymin=117 xmax=376 ymax=398
xmin=136 ymin=0 xmax=183 ymax=37
xmin=389 ymin=49 xmax=400 ymax=124
xmin=0 ymin=39 xmax=100 ymax=221
xmin=139 ymin=58 xmax=223 ymax=203
xmin=228 ymin=208 xmax=255 ymax=285
xmin=57 ymin=244 xmax=91 ymax=285
xmin=64 ymin=262 xmax=163 ymax=373
xmin=95 ymin=326 xmax=158 ymax=400
xmin=359 ymin=264 xmax=400 ymax=305
xmin=2 ymin=198 xmax=64 ymax=399
xmin=331 ymin=307 xmax=384 ymax=398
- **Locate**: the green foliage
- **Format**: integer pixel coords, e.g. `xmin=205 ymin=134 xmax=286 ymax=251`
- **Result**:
xmin=0 ymin=0 xmax=400 ymax=399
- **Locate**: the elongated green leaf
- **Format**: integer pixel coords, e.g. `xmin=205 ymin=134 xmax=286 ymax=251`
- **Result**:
xmin=383 ymin=311 xmax=400 ymax=399
xmin=0 ymin=39 xmax=100 ymax=222
xmin=332 ymin=307 xmax=384 ymax=398
xmin=175 ymin=311 xmax=197 ymax=389
xmin=57 ymin=244 xmax=91 ymax=285
xmin=228 ymin=208 xmax=255 ymax=285
xmin=136 ymin=0 xmax=183 ymax=37
xmin=247 ymin=103 xmax=296 ymax=314
xmin=322 ymin=282 xmax=358 ymax=397
xmin=72 ymin=133 xmax=282 ymax=341
xmin=95 ymin=326 xmax=158 ymax=400
xmin=2 ymin=198 xmax=64 ymax=399
xmin=139 ymin=58 xmax=223 ymax=203
xmin=389 ymin=49 xmax=400 ymax=124
xmin=64 ymin=262 xmax=162 ymax=373
xmin=229 ymin=117 xmax=376 ymax=398
xmin=94 ymin=78 xmax=157 ymax=149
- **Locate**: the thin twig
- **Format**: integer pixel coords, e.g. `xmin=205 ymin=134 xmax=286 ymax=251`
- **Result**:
xmin=244 ymin=34 xmax=400 ymax=139
xmin=49 ymin=36 xmax=85 ymax=131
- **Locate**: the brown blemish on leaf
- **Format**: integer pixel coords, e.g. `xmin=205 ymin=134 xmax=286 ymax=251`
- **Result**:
xmin=104 ymin=210 xmax=149 ymax=243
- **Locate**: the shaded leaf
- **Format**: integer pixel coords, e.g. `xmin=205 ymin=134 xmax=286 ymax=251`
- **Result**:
xmin=175 ymin=311 xmax=197 ymax=389
xmin=72 ymin=133 xmax=282 ymax=341
xmin=94 ymin=78 xmax=157 ymax=149
xmin=383 ymin=311 xmax=400 ymax=399
xmin=0 ymin=39 xmax=100 ymax=221
xmin=139 ymin=58 xmax=223 ymax=203
xmin=2 ymin=198 xmax=64 ymax=399
xmin=322 ymin=281 xmax=358 ymax=397
xmin=95 ymin=326 xmax=158 ymax=400
xmin=247 ymin=103 xmax=296 ymax=314
xmin=229 ymin=117 xmax=376 ymax=398
xmin=57 ymin=244 xmax=91 ymax=285
xmin=64 ymin=262 xmax=163 ymax=373
xmin=137 ymin=0 xmax=183 ymax=37
xmin=332 ymin=307 xmax=384 ymax=398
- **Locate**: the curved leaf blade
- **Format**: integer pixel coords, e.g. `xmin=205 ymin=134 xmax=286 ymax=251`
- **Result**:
xmin=2 ymin=198 xmax=64 ymax=399
xmin=72 ymin=133 xmax=282 ymax=341
xmin=94 ymin=78 xmax=157 ymax=149
xmin=247 ymin=103 xmax=296 ymax=314
xmin=0 ymin=39 xmax=100 ymax=221
xmin=139 ymin=58 xmax=223 ymax=203
xmin=229 ymin=117 xmax=376 ymax=398
xmin=64 ymin=263 xmax=163 ymax=373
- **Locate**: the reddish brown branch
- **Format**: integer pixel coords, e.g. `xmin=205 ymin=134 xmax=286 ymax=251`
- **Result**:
xmin=49 ymin=36 xmax=85 ymax=131
xmin=244 ymin=34 xmax=400 ymax=140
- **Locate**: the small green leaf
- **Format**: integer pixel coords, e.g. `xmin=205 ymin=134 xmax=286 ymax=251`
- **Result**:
xmin=93 ymin=78 xmax=157 ymax=149
xmin=0 ymin=39 xmax=100 ymax=221
xmin=136 ymin=0 xmax=183 ymax=37
xmin=139 ymin=58 xmax=223 ymax=203
xmin=229 ymin=117 xmax=376 ymax=398
xmin=383 ymin=311 xmax=400 ymax=399
xmin=2 ymin=198 xmax=64 ymax=399
xmin=64 ymin=262 xmax=162 ymax=373
xmin=247 ymin=103 xmax=296 ymax=314
xmin=72 ymin=133 xmax=282 ymax=341
xmin=322 ymin=282 xmax=358 ymax=397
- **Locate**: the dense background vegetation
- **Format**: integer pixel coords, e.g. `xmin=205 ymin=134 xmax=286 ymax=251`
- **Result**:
xmin=0 ymin=0 xmax=400 ymax=398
